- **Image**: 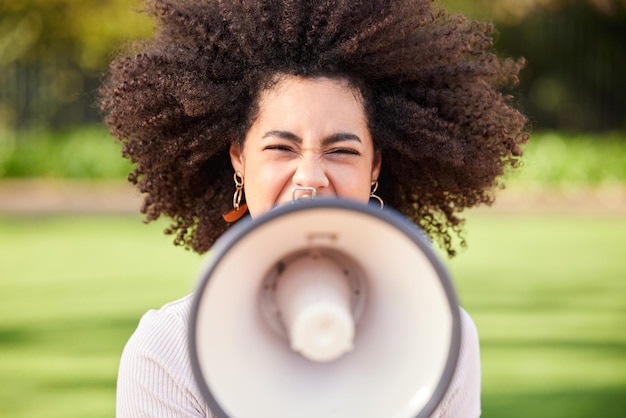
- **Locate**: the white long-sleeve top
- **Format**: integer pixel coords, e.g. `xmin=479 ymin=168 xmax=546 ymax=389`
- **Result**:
xmin=116 ymin=293 xmax=481 ymax=418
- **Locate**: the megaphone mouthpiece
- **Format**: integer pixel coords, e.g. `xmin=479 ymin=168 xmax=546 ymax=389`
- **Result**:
xmin=275 ymin=252 xmax=355 ymax=362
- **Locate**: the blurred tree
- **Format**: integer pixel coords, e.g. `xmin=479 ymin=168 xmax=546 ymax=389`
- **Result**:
xmin=442 ymin=0 xmax=626 ymax=132
xmin=0 ymin=0 xmax=152 ymax=131
xmin=0 ymin=0 xmax=152 ymax=68
xmin=499 ymin=1 xmax=626 ymax=131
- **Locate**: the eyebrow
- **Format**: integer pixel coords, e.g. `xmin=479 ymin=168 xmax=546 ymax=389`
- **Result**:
xmin=262 ymin=130 xmax=362 ymax=145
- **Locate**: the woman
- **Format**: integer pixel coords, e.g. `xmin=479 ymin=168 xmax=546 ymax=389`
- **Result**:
xmin=99 ymin=0 xmax=529 ymax=417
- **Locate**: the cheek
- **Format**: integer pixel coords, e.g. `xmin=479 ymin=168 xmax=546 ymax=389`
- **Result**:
xmin=244 ymin=162 xmax=292 ymax=212
xmin=332 ymin=167 xmax=373 ymax=201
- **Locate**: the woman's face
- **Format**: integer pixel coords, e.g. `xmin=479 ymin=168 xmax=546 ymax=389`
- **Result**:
xmin=230 ymin=75 xmax=381 ymax=218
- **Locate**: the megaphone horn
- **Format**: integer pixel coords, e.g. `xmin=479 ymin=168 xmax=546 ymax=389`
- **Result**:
xmin=189 ymin=198 xmax=461 ymax=418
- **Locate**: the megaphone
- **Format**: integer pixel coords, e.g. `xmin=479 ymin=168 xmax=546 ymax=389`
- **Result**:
xmin=189 ymin=198 xmax=461 ymax=418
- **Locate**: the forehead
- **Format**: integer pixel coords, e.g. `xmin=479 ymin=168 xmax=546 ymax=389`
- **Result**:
xmin=254 ymin=74 xmax=368 ymax=124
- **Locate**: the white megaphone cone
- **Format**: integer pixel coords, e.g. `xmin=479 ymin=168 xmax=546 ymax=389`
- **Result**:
xmin=189 ymin=198 xmax=461 ymax=418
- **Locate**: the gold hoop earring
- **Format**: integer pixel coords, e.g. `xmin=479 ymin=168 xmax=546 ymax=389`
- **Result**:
xmin=232 ymin=171 xmax=244 ymax=210
xmin=222 ymin=171 xmax=248 ymax=222
xmin=370 ymin=180 xmax=384 ymax=209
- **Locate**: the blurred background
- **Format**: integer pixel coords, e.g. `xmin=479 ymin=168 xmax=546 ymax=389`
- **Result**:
xmin=0 ymin=0 xmax=625 ymax=417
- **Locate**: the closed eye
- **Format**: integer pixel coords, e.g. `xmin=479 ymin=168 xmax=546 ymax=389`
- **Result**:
xmin=264 ymin=144 xmax=296 ymax=153
xmin=327 ymin=147 xmax=361 ymax=156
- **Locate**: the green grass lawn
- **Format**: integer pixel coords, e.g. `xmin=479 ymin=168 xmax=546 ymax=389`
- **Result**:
xmin=448 ymin=212 xmax=626 ymax=417
xmin=1 ymin=212 xmax=625 ymax=417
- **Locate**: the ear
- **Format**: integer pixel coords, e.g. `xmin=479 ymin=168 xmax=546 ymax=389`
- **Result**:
xmin=229 ymin=142 xmax=245 ymax=174
xmin=371 ymin=150 xmax=382 ymax=181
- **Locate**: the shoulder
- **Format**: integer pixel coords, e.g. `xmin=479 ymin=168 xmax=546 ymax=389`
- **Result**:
xmin=459 ymin=307 xmax=480 ymax=357
xmin=430 ymin=307 xmax=482 ymax=418
xmin=122 ymin=294 xmax=194 ymax=365
xmin=132 ymin=294 xmax=194 ymax=343
xmin=117 ymin=294 xmax=212 ymax=417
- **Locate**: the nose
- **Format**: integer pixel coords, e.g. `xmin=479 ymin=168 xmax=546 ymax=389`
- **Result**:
xmin=292 ymin=155 xmax=329 ymax=191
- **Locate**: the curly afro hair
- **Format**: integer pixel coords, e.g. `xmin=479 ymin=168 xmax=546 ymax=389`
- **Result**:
xmin=99 ymin=0 xmax=529 ymax=256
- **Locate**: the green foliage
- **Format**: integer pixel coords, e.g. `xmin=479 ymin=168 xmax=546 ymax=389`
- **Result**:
xmin=511 ymin=131 xmax=626 ymax=187
xmin=0 ymin=126 xmax=133 ymax=179
xmin=0 ymin=213 xmax=624 ymax=417
xmin=0 ymin=0 xmax=153 ymax=68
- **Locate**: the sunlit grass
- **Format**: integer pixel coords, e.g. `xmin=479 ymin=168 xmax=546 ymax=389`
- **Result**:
xmin=447 ymin=212 xmax=626 ymax=417
xmin=1 ymin=213 xmax=625 ymax=417
xmin=0 ymin=215 xmax=202 ymax=418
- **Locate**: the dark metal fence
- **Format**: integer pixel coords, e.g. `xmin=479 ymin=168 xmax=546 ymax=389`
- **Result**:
xmin=499 ymin=3 xmax=626 ymax=131
xmin=0 ymin=57 xmax=102 ymax=134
